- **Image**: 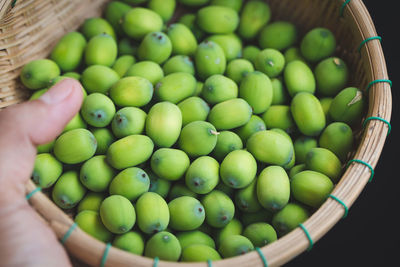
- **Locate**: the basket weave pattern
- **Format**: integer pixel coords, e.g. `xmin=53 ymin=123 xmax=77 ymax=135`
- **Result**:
xmin=0 ymin=0 xmax=392 ymax=266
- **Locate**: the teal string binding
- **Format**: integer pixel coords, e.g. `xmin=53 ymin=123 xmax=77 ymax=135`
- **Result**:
xmin=347 ymin=159 xmax=375 ymax=182
xmin=100 ymin=243 xmax=112 ymax=267
xmin=207 ymin=259 xmax=213 ymax=267
xmin=298 ymin=224 xmax=313 ymax=251
xmin=255 ymin=247 xmax=268 ymax=267
xmin=365 ymin=79 xmax=392 ymax=94
xmin=358 ymin=36 xmax=382 ymax=52
xmin=339 ymin=0 xmax=351 ymax=17
xmin=363 ymin=116 xmax=392 ymax=135
xmin=60 ymin=222 xmax=78 ymax=245
xmin=153 ymin=256 xmax=159 ymax=267
xmin=26 ymin=187 xmax=41 ymax=200
xmin=328 ymin=194 xmax=349 ymax=218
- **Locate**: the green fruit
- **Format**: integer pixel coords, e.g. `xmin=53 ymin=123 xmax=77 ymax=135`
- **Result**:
xmin=315 ymin=57 xmax=349 ymax=96
xmin=262 ymin=105 xmax=295 ymax=132
xmin=37 ymin=140 xmax=55 ymax=153
xmin=81 ymin=93 xmax=116 ymax=127
xmin=167 ymin=23 xmax=198 ymax=56
xmin=63 ymin=113 xmax=87 ymax=133
xmin=85 ymin=34 xmax=117 ymax=67
xmin=32 ymin=153 xmax=62 ymax=188
xmin=144 ymin=231 xmax=181 ymax=261
xmin=214 ymin=181 xmax=234 ymax=199
xmin=291 ymin=170 xmax=334 ymax=208
xmin=235 ymin=179 xmax=262 ymax=212
xmin=178 ymin=13 xmax=205 ymax=41
xmin=136 ymin=192 xmax=170 ymax=234
xmin=100 ymin=195 xmax=136 ymax=234
xmin=291 ymin=92 xmax=326 ymax=136
xmin=75 ymin=210 xmax=113 ymax=242
xmin=122 ymin=7 xmax=163 ymax=40
xmin=80 ymin=155 xmax=116 ymax=192
xmin=257 ymin=166 xmax=290 ymax=212
xmin=220 ymin=150 xmax=257 ymax=189
xmin=111 ymin=107 xmax=147 ymax=138
xmin=109 ymin=167 xmax=150 ymax=201
xmin=242 ymin=45 xmax=260 ymax=65
xmin=214 ymin=218 xmax=243 ymax=246
xmin=178 ymin=96 xmax=210 ymax=126
xmin=52 ymin=171 xmax=87 ymax=209
xmin=212 ymin=131 xmax=243 ymax=162
xmin=112 ymin=231 xmax=144 ymax=255
xmin=284 ymin=60 xmax=316 ymax=96
xmin=238 ymin=1 xmax=271 ymax=40
xmin=293 ymin=136 xmax=318 ymax=164
xmin=239 ymin=71 xmax=273 ymax=114
xmin=54 ymin=129 xmax=97 ymax=164
xmin=181 ymin=245 xmax=221 ymax=261
xmin=155 ymin=72 xmax=197 ymax=103
xmin=20 ymin=59 xmax=60 ymax=90
xmin=81 ymin=17 xmax=116 ymax=40
xmin=169 ymin=183 xmax=198 ymax=201
xmin=178 ymin=0 xmax=210 ymax=6
xmin=163 ymin=55 xmax=195 ymax=75
xmin=81 ymin=65 xmax=120 ymax=94
xmin=195 ymin=40 xmax=226 ymax=80
xmin=226 ymin=59 xmax=254 ymax=84
xmin=305 ymin=147 xmax=342 ymax=183
xmin=329 ymin=87 xmax=365 ymax=125
xmin=50 ymin=31 xmax=87 ymax=72
xmin=247 ymin=130 xmax=294 ymax=166
xmin=177 ymin=230 xmax=216 ymax=249
xmin=185 ymin=156 xmax=219 ymax=194
xmin=235 ymin=115 xmax=266 ymax=144
xmin=148 ymin=0 xmax=176 ymax=22
xmin=90 ymin=128 xmax=115 ymax=155
xmin=112 ymin=55 xmax=136 ymax=77
xmin=107 ymin=134 xmax=154 ymax=169
xmin=125 ymin=61 xmax=164 ymax=85
xmin=210 ymin=0 xmax=242 ymax=12
xmin=319 ymin=122 xmax=353 ymax=161
xmin=201 ymin=190 xmax=235 ymax=228
xmin=259 ymin=21 xmax=297 ymax=51
xmin=208 ymin=98 xmax=252 ymax=130
xmin=240 ymin=210 xmax=273 ymax=227
xmin=243 ymin=223 xmax=277 ymax=247
xmin=201 ymin=74 xmax=238 ymax=105
xmin=207 ymin=33 xmax=242 ymax=61
xmin=151 ymin=148 xmax=190 ymax=181
xmin=219 ymin=235 xmax=254 ymax=258
xmin=271 ymin=78 xmax=288 ymax=105
xmin=29 ymin=88 xmax=48 ymax=100
xmin=110 ymin=76 xmax=154 ymax=107
xmin=168 ymin=196 xmax=205 ymax=231
xmin=178 ymin=121 xmax=219 ymax=157
xmin=255 ymin=49 xmax=285 ymax=78
xmin=145 ymin=102 xmax=182 ymax=148
xmin=284 ymin=47 xmax=307 ymax=64
xmin=138 ymin=32 xmax=172 ymax=64
xmin=289 ymin=164 xmax=307 ymax=179
xmin=122 ymin=0 xmax=149 ymax=4
xmin=148 ymin=169 xmax=171 ymax=198
xmin=320 ymin=97 xmax=333 ymax=120
xmin=104 ymin=1 xmax=132 ymax=37
xmin=77 ymin=192 xmax=105 ymax=213
xmin=196 ymin=6 xmax=239 ymax=34
xmin=193 ymin=81 xmax=204 ymax=96
xmin=118 ymin=38 xmax=138 ymax=56
xmin=301 ymin=27 xmax=336 ymax=63
xmin=272 ymin=203 xmax=309 ymax=236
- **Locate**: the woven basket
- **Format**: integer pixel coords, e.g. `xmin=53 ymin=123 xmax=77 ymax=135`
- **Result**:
xmin=0 ymin=0 xmax=392 ymax=266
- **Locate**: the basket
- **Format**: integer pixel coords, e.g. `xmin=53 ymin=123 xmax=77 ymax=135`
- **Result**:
xmin=0 ymin=0 xmax=392 ymax=266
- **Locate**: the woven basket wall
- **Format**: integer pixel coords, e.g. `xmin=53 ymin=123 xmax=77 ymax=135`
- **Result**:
xmin=0 ymin=0 xmax=392 ymax=266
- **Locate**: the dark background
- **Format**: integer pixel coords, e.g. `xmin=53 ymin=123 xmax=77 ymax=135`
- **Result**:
xmin=287 ymin=1 xmax=399 ymax=266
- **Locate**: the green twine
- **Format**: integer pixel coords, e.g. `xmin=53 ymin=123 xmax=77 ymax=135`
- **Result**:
xmin=26 ymin=187 xmax=41 ymax=200
xmin=60 ymin=222 xmax=78 ymax=245
xmin=153 ymin=257 xmax=159 ymax=267
xmin=100 ymin=243 xmax=111 ymax=267
xmin=347 ymin=159 xmax=375 ymax=182
xmin=340 ymin=0 xmax=351 ymax=17
xmin=207 ymin=259 xmax=213 ymax=267
xmin=365 ymin=79 xmax=392 ymax=94
xmin=363 ymin=116 xmax=392 ymax=135
xmin=358 ymin=36 xmax=382 ymax=52
xmin=298 ymin=224 xmax=313 ymax=251
xmin=255 ymin=247 xmax=268 ymax=267
xmin=328 ymin=194 xmax=349 ymax=218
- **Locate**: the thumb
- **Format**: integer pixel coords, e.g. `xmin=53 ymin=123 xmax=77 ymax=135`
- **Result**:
xmin=0 ymin=78 xmax=83 ymax=196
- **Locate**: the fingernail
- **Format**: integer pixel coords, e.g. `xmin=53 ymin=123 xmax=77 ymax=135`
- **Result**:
xmin=39 ymin=80 xmax=72 ymax=105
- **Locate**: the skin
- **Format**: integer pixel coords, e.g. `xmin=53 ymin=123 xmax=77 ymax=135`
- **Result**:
xmin=0 ymin=78 xmax=83 ymax=267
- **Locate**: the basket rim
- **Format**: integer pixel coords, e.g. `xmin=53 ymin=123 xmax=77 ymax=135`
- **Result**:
xmin=21 ymin=0 xmax=392 ymax=266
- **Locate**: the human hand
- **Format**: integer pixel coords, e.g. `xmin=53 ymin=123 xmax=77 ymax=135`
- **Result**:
xmin=0 ymin=78 xmax=83 ymax=267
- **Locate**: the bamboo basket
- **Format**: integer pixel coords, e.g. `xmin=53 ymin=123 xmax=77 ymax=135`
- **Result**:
xmin=0 ymin=0 xmax=392 ymax=266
